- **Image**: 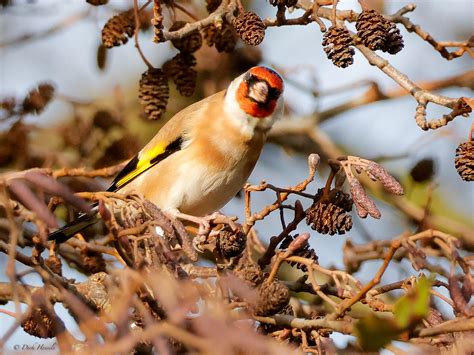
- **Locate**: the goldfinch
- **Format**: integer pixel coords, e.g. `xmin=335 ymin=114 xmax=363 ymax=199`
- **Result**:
xmin=49 ymin=66 xmax=284 ymax=243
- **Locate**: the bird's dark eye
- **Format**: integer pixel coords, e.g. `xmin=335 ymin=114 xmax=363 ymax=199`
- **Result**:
xmin=243 ymin=72 xmax=253 ymax=83
xmin=268 ymin=87 xmax=280 ymax=100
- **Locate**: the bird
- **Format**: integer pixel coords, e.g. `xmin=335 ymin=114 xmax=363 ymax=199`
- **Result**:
xmin=48 ymin=66 xmax=284 ymax=243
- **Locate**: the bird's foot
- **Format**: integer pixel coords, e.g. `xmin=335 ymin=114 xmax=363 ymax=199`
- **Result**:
xmin=166 ymin=210 xmax=237 ymax=235
xmin=165 ymin=209 xmax=238 ymax=253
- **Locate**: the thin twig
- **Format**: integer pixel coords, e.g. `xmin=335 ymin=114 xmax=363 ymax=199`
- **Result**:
xmin=133 ymin=0 xmax=154 ymax=69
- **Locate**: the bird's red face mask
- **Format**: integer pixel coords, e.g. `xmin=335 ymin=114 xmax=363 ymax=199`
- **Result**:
xmin=236 ymin=66 xmax=284 ymax=118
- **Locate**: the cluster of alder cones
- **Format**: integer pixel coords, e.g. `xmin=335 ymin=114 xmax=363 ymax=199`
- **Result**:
xmin=95 ymin=0 xmax=474 ymax=183
xmin=323 ymin=9 xmax=404 ymax=68
xmin=99 ymin=0 xmax=266 ymax=120
xmin=99 ymin=3 xmax=406 ymax=116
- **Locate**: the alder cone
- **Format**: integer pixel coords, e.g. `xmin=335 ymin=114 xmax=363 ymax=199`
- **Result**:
xmin=455 ymin=141 xmax=474 ymax=181
xmin=169 ymin=21 xmax=203 ymax=53
xmin=138 ymin=68 xmax=169 ymax=120
xmin=163 ymin=53 xmax=197 ymax=97
xmin=22 ymin=83 xmax=55 ymax=115
xmin=86 ymin=0 xmax=108 ymax=5
xmin=410 ymin=158 xmax=435 ymax=183
xmin=253 ymin=280 xmax=290 ymax=316
xmin=0 ymin=121 xmax=29 ymax=167
xmin=356 ymin=10 xmax=388 ymax=51
xmin=233 ymin=11 xmax=265 ymax=46
xmin=306 ymin=188 xmax=353 ymax=235
xmin=205 ymin=0 xmax=222 ymax=13
xmin=233 ymin=253 xmax=263 ymax=287
xmin=269 ymin=0 xmax=298 ymax=7
xmin=101 ymin=11 xmax=135 ymax=48
xmin=327 ymin=188 xmax=354 ymax=212
xmin=174 ymin=67 xmax=197 ymax=97
xmin=322 ymin=26 xmax=355 ymax=68
xmin=280 ymin=235 xmax=318 ymax=271
xmin=21 ymin=307 xmax=64 ymax=339
xmin=217 ymin=226 xmax=247 ymax=258
xmin=94 ymin=135 xmax=140 ymax=168
xmin=203 ymin=22 xmax=238 ymax=53
xmin=164 ymin=52 xmax=197 ymax=73
xmin=203 ymin=24 xmax=218 ymax=47
xmin=356 ymin=9 xmax=404 ymax=54
xmin=92 ymin=110 xmax=120 ymax=131
xmin=382 ymin=22 xmax=404 ymax=54
xmin=306 ymin=202 xmax=352 ymax=235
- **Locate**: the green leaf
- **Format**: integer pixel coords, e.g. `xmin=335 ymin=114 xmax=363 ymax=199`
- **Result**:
xmin=393 ymin=276 xmax=431 ymax=329
xmin=354 ymin=314 xmax=401 ymax=351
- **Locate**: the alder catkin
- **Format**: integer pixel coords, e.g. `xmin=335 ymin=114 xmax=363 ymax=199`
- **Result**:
xmin=151 ymin=0 xmax=164 ymax=43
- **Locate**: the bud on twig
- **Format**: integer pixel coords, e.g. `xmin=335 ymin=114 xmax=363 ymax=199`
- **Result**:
xmin=308 ymin=153 xmax=320 ymax=171
xmin=286 ymin=233 xmax=310 ymax=255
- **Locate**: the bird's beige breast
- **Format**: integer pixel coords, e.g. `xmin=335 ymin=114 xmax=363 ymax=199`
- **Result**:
xmin=122 ymin=133 xmax=265 ymax=216
xmin=122 ymin=144 xmax=261 ymax=216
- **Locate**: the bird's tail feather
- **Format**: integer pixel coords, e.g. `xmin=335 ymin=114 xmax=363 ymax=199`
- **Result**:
xmin=48 ymin=211 xmax=98 ymax=244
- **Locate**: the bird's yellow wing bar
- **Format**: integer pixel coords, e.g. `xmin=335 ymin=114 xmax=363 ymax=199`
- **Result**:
xmin=107 ymin=137 xmax=183 ymax=192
